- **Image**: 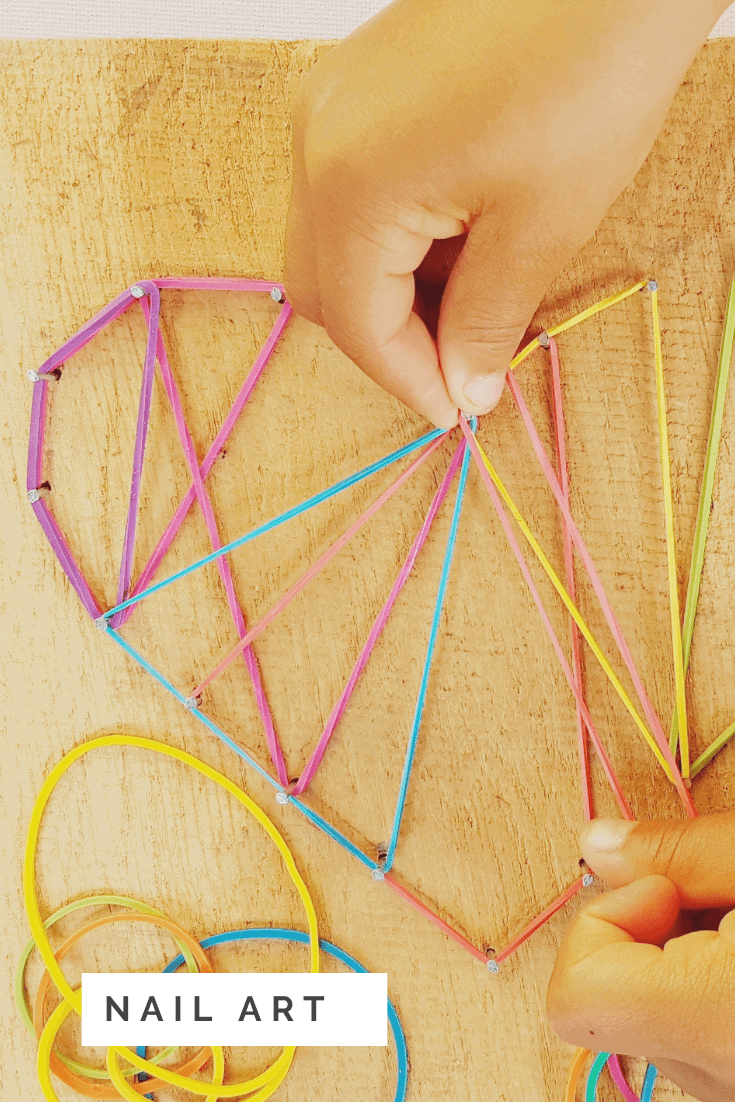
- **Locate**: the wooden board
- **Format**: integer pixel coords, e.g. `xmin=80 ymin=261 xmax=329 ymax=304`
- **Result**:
xmin=2 ymin=36 xmax=735 ymax=1102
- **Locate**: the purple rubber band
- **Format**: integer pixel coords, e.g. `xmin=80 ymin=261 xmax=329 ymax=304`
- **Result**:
xmin=27 ymin=378 xmax=47 ymax=491
xmin=292 ymin=441 xmax=466 ymax=796
xmin=31 ymin=499 xmax=101 ymax=618
xmin=116 ymin=299 xmax=291 ymax=627
xmin=114 ymin=281 xmax=161 ymax=611
xmin=151 ymin=278 xmax=285 ymax=294
xmin=136 ymin=294 xmax=288 ymax=783
xmin=36 ymin=288 xmax=136 ymax=376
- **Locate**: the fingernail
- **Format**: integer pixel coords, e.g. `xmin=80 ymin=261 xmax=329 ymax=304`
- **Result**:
xmin=580 ymin=819 xmax=637 ymax=885
xmin=582 ymin=818 xmax=635 ymax=853
xmin=461 ymin=373 xmax=506 ymax=414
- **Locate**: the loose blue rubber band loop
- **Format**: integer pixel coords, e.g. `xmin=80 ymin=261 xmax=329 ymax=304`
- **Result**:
xmin=585 ymin=1052 xmax=612 ymax=1102
xmin=641 ymin=1063 xmax=658 ymax=1102
xmin=104 ymin=627 xmax=380 ymax=871
xmin=152 ymin=928 xmax=408 ymax=1102
xmin=104 ymin=428 xmax=447 ymax=620
xmin=383 ymin=429 xmax=474 ymax=874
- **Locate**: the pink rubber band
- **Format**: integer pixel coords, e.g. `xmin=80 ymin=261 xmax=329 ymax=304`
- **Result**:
xmin=292 ymin=440 xmax=466 ymax=795
xmin=548 ymin=338 xmax=594 ymax=819
xmin=191 ymin=432 xmax=450 ymax=699
xmin=115 ymin=298 xmax=291 ymax=628
xmin=458 ymin=418 xmax=633 ymax=820
xmin=505 ymin=371 xmax=695 ymax=816
xmin=137 ymin=296 xmax=287 ymax=783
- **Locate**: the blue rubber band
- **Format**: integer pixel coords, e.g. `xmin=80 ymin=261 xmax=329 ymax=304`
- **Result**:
xmin=585 ymin=1052 xmax=612 ymax=1102
xmin=105 ymin=627 xmax=381 ymax=870
xmin=641 ymin=1063 xmax=658 ymax=1102
xmin=104 ymin=428 xmax=446 ymax=620
xmin=384 ymin=430 xmax=473 ymax=873
xmin=145 ymin=927 xmax=408 ymax=1102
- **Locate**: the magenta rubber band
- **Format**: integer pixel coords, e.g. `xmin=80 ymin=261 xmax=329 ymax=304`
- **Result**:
xmin=608 ymin=1055 xmax=641 ymax=1102
xmin=292 ymin=439 xmax=466 ymax=795
xmin=36 ymin=288 xmax=137 ymax=376
xmin=547 ymin=338 xmax=593 ymax=819
xmin=506 ymin=371 xmax=690 ymax=799
xmin=31 ymin=499 xmax=101 ymax=618
xmin=114 ymin=281 xmax=162 ymax=611
xmin=115 ymin=298 xmax=291 ymax=628
xmin=135 ymin=294 xmax=287 ymax=783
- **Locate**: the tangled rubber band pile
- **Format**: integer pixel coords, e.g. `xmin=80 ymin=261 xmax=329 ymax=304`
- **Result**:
xmin=24 ymin=273 xmax=735 ymax=1099
xmin=16 ymin=735 xmax=408 ymax=1101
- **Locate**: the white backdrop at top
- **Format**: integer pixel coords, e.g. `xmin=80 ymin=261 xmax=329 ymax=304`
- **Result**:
xmin=2 ymin=0 xmax=735 ymax=38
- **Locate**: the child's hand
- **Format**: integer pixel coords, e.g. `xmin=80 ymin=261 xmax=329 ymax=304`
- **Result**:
xmin=284 ymin=0 xmax=727 ymax=427
xmin=548 ymin=814 xmax=735 ymax=1102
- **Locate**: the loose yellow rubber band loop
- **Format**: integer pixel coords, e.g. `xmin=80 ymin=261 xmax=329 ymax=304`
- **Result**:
xmin=472 ymin=437 xmax=673 ymax=776
xmin=651 ymin=288 xmax=689 ymax=776
xmin=107 ymin=1044 xmax=291 ymax=1102
xmin=511 ymin=280 xmax=649 ymax=372
xmin=15 ymin=894 xmax=197 ymax=1082
xmin=24 ymin=734 xmax=319 ymax=1100
xmin=37 ymin=997 xmax=228 ymax=1102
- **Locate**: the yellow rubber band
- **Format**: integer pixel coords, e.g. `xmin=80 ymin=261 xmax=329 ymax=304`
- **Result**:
xmin=472 ymin=437 xmax=672 ymax=777
xmin=24 ymin=734 xmax=319 ymax=1100
xmin=511 ymin=280 xmax=649 ymax=372
xmin=651 ymin=288 xmax=689 ymax=776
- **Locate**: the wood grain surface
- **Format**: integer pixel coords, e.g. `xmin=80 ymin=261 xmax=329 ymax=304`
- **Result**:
xmin=2 ymin=37 xmax=735 ymax=1102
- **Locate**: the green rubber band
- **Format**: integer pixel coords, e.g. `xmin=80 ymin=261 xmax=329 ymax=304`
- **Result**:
xmin=670 ymin=274 xmax=735 ymax=761
xmin=15 ymin=894 xmax=198 ymax=1080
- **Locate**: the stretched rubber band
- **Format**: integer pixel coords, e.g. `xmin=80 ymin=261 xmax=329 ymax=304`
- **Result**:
xmin=136 ymin=294 xmax=287 ymax=784
xmin=104 ymin=427 xmax=446 ymax=622
xmin=32 ymin=911 xmax=213 ymax=1099
xmin=191 ymin=432 xmax=449 ymax=699
xmin=650 ymin=288 xmax=689 ymax=775
xmin=494 ymin=877 xmax=585 ymax=964
xmin=459 ymin=420 xmax=696 ymax=818
xmin=505 ymin=373 xmax=676 ymax=789
xmin=292 ymin=439 xmax=466 ymax=796
xmin=115 ymin=282 xmax=161 ymax=609
xmin=682 ymin=275 xmax=735 ymax=772
xmin=547 ymin=337 xmax=593 ymax=819
xmin=115 ymin=295 xmax=292 ymax=629
xmin=384 ymin=435 xmax=472 ymax=872
xmin=161 ymin=928 xmax=409 ymax=1102
xmin=23 ymin=735 xmax=319 ymax=1100
xmin=566 ymin=1048 xmax=592 ymax=1102
xmin=509 ymin=281 xmax=649 ymax=373
xmin=458 ymin=419 xmax=634 ymax=820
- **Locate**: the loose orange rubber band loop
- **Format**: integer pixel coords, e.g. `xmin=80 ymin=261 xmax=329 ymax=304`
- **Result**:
xmin=33 ymin=911 xmax=212 ymax=1099
xmin=566 ymin=1048 xmax=593 ymax=1102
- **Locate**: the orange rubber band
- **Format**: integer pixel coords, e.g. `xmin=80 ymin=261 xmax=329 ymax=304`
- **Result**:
xmin=33 ymin=911 xmax=212 ymax=1099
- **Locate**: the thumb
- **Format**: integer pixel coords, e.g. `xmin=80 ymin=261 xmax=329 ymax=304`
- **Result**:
xmin=581 ymin=813 xmax=735 ymax=910
xmin=547 ymin=875 xmax=681 ymax=1053
xmin=437 ymin=215 xmax=553 ymax=415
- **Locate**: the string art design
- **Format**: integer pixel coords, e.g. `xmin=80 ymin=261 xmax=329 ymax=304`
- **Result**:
xmin=25 ymin=273 xmax=735 ymax=1097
